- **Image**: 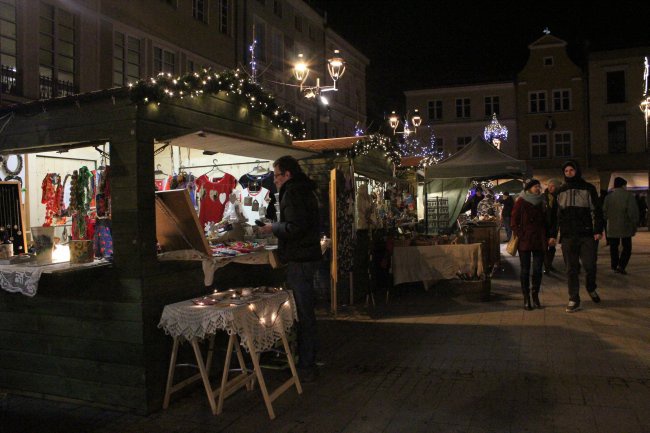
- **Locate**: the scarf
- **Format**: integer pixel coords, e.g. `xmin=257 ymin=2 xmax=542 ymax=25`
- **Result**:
xmin=518 ymin=190 xmax=544 ymax=206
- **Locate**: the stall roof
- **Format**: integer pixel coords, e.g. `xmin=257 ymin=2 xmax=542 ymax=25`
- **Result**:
xmin=425 ymin=136 xmax=528 ymax=180
xmin=168 ymin=130 xmax=316 ymax=160
xmin=0 ymin=88 xmax=315 ymax=160
xmin=293 ymin=136 xmax=366 ymax=151
xmin=294 ymin=136 xmax=401 ymax=182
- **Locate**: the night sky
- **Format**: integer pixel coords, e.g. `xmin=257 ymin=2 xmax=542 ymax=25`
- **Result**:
xmin=314 ymin=0 xmax=650 ymax=129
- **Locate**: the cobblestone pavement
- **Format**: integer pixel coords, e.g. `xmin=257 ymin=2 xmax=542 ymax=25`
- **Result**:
xmin=2 ymin=231 xmax=650 ymax=433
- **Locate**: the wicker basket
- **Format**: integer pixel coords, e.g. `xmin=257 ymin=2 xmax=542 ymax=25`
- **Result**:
xmin=460 ymin=279 xmax=491 ymax=302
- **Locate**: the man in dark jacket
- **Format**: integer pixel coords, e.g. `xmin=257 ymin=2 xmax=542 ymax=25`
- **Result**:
xmin=548 ymin=160 xmax=604 ymax=313
xmin=259 ymin=155 xmax=321 ymax=381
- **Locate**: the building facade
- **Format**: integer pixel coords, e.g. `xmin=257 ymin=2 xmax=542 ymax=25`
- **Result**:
xmin=588 ymin=47 xmax=649 ymax=188
xmin=516 ymin=33 xmax=589 ymax=179
xmin=406 ymin=33 xmax=650 ymax=190
xmin=0 ymin=0 xmax=367 ymax=138
xmin=404 ymin=82 xmax=517 ymax=158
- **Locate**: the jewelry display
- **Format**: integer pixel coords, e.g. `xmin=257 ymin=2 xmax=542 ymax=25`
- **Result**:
xmin=0 ymin=182 xmax=26 ymax=253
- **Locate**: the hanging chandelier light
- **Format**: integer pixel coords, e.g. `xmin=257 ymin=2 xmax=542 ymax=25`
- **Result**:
xmin=483 ymin=113 xmax=508 ymax=149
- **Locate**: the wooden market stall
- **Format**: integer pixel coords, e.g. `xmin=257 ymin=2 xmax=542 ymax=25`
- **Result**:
xmin=0 ymin=79 xmax=314 ymax=414
xmin=293 ymin=135 xmax=411 ymax=313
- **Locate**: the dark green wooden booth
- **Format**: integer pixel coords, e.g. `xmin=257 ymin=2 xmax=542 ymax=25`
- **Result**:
xmin=0 ymin=88 xmax=314 ymax=414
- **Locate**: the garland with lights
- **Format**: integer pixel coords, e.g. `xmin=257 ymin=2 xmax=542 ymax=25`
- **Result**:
xmin=129 ymin=69 xmax=306 ymax=139
xmin=350 ymin=134 xmax=401 ymax=166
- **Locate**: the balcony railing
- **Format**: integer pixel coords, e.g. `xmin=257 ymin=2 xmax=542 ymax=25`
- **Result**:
xmin=39 ymin=75 xmax=77 ymax=99
xmin=1 ymin=65 xmax=20 ymax=96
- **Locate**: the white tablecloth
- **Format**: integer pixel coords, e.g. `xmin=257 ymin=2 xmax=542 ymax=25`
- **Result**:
xmin=158 ymin=290 xmax=297 ymax=353
xmin=158 ymin=249 xmax=273 ymax=286
xmin=392 ymin=243 xmax=485 ymax=286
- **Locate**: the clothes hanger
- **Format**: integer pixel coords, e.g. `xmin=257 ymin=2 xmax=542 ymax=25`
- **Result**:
xmin=247 ymin=160 xmax=269 ymax=175
xmin=154 ymin=164 xmax=167 ymax=176
xmin=201 ymin=159 xmax=226 ymax=177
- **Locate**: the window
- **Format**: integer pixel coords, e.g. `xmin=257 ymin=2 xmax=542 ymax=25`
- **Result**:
xmin=273 ymin=0 xmax=282 ymax=17
xmin=531 ymin=133 xmax=549 ymax=158
xmin=427 ymin=100 xmax=442 ymax=120
xmin=456 ymin=136 xmax=471 ymax=150
xmin=294 ymin=14 xmax=302 ymax=32
xmin=113 ymin=32 xmax=141 ymax=87
xmin=255 ymin=0 xmax=265 ymax=4
xmin=455 ymin=98 xmax=470 ymax=118
xmin=218 ymin=0 xmax=230 ymax=35
xmin=187 ymin=59 xmax=197 ymax=73
xmin=153 ymin=47 xmax=175 ymax=74
xmin=0 ymin=0 xmax=17 ymax=94
xmin=271 ymin=31 xmax=283 ymax=71
xmin=434 ymin=138 xmax=444 ymax=154
xmin=554 ymin=132 xmax=572 ymax=157
xmin=607 ymin=121 xmax=627 ymax=153
xmin=39 ymin=2 xmax=77 ymax=98
xmin=553 ymin=89 xmax=571 ymax=111
xmin=160 ymin=0 xmax=177 ymax=7
xmin=192 ymin=0 xmax=208 ymax=23
xmin=484 ymin=96 xmax=500 ymax=117
xmin=543 ymin=56 xmax=554 ymax=66
xmin=606 ymin=70 xmax=626 ymax=104
xmin=529 ymin=91 xmax=547 ymax=113
xmin=308 ymin=24 xmax=315 ymax=40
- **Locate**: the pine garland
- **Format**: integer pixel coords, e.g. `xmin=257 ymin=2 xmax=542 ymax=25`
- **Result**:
xmin=351 ymin=134 xmax=401 ymax=166
xmin=129 ymin=69 xmax=306 ymax=139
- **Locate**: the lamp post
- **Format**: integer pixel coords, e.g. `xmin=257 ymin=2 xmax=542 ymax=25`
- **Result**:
xmin=483 ymin=113 xmax=508 ymax=149
xmin=388 ymin=109 xmax=422 ymax=137
xmin=640 ymin=57 xmax=650 ymax=228
xmin=293 ymin=51 xmax=345 ymax=138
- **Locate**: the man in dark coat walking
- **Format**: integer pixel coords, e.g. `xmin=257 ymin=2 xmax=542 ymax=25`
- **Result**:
xmin=603 ymin=177 xmax=639 ymax=274
xmin=548 ymin=160 xmax=604 ymax=313
xmin=259 ymin=156 xmax=321 ymax=381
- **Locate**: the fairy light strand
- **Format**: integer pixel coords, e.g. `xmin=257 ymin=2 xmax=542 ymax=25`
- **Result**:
xmin=129 ymin=68 xmax=306 ymax=139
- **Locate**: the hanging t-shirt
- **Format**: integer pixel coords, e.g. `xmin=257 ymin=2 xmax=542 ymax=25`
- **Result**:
xmin=239 ymin=172 xmax=277 ymax=220
xmin=196 ymin=173 xmax=238 ymax=227
xmin=239 ymin=187 xmax=270 ymax=225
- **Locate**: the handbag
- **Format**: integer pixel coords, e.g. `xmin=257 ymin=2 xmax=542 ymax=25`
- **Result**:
xmin=506 ymin=234 xmax=519 ymax=256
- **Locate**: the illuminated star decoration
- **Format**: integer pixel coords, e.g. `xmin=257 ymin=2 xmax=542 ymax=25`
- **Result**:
xmin=129 ymin=69 xmax=306 ymax=139
xmin=483 ymin=113 xmax=508 ymax=149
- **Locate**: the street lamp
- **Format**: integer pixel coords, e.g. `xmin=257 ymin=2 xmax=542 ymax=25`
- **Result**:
xmin=483 ymin=113 xmax=508 ymax=149
xmin=388 ymin=109 xmax=422 ymax=136
xmin=641 ymin=57 xmax=650 ymax=152
xmin=293 ymin=50 xmax=346 ymax=98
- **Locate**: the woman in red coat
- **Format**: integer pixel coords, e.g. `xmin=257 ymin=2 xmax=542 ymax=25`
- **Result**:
xmin=511 ymin=179 xmax=549 ymax=310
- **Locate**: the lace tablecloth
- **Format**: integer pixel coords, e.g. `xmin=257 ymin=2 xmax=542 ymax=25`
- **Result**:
xmin=0 ymin=260 xmax=110 ymax=297
xmin=158 ymin=249 xmax=273 ymax=286
xmin=158 ymin=290 xmax=297 ymax=353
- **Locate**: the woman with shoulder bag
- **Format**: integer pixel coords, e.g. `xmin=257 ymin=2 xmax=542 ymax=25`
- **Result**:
xmin=511 ymin=179 xmax=551 ymax=310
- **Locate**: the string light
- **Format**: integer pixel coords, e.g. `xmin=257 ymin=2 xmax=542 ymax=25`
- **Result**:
xmin=129 ymin=68 xmax=307 ymax=139
xmin=351 ymin=134 xmax=401 ymax=166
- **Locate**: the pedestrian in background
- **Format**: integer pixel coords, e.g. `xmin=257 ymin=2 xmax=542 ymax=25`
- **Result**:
xmin=549 ymin=160 xmax=604 ymax=313
xmin=543 ymin=179 xmax=559 ymax=273
xmin=603 ymin=177 xmax=639 ymax=275
xmin=498 ymin=191 xmax=514 ymax=242
xmin=636 ymin=193 xmax=647 ymax=227
xmin=511 ymin=179 xmax=549 ymax=310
